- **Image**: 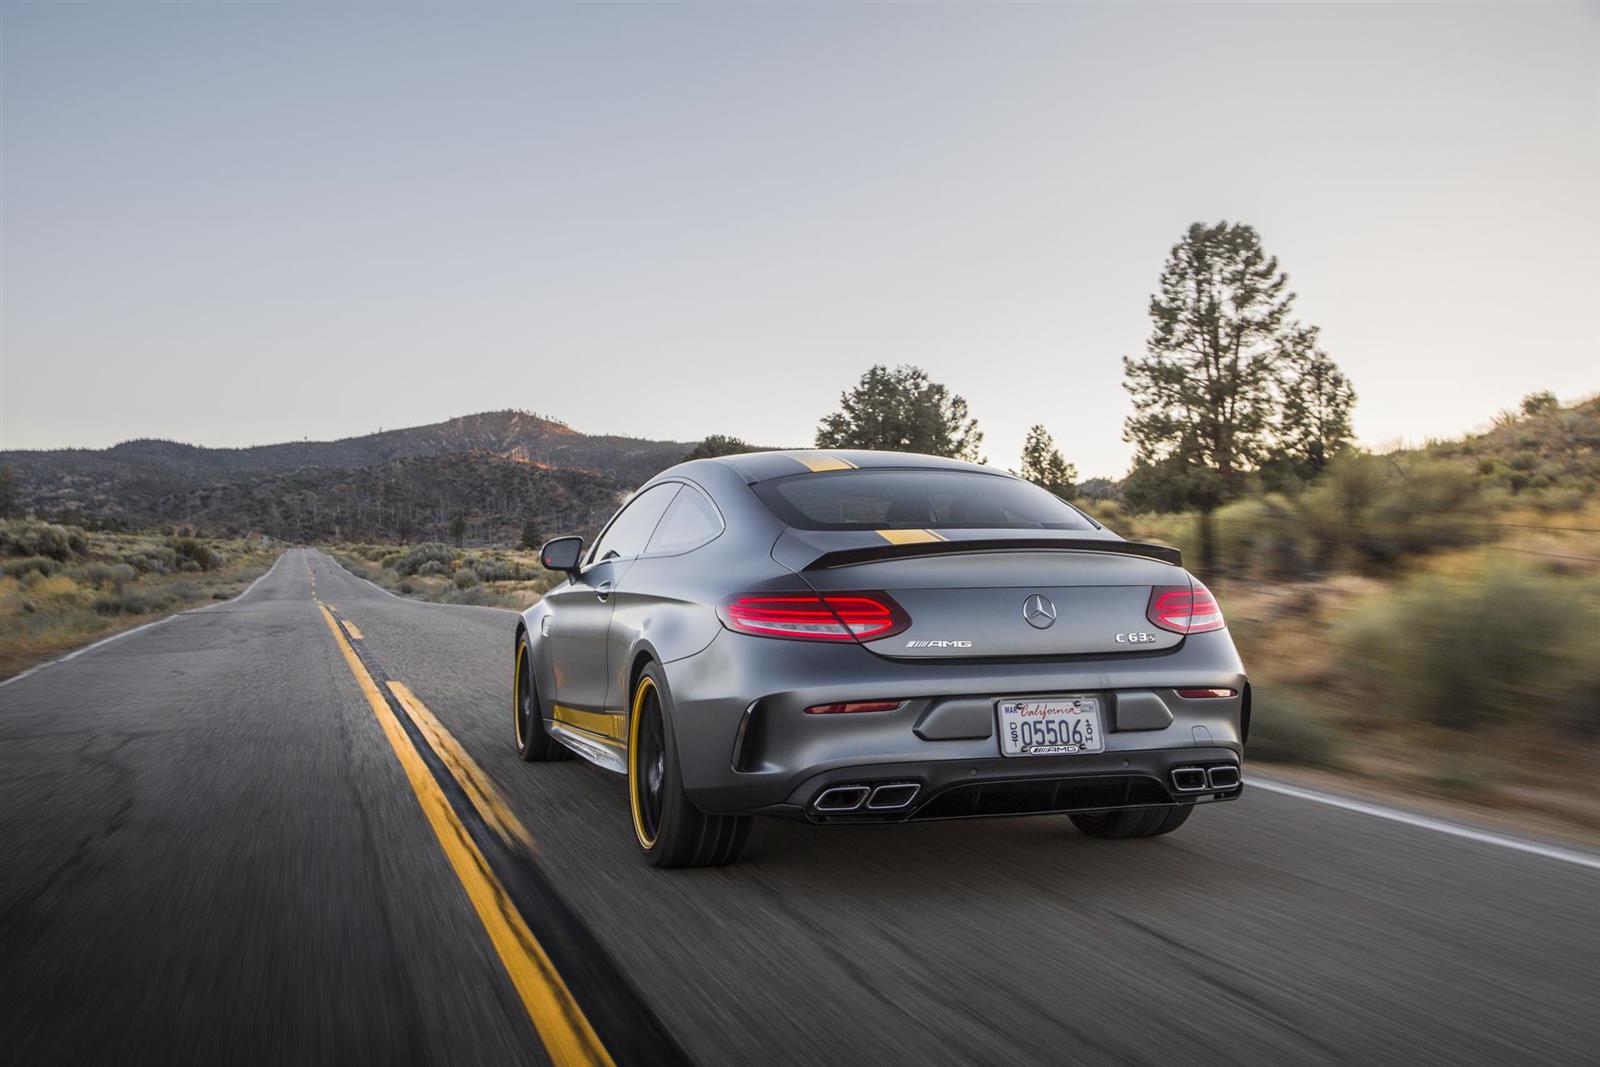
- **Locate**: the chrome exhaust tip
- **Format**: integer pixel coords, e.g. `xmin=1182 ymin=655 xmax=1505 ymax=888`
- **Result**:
xmin=1207 ymin=765 xmax=1241 ymax=790
xmin=814 ymin=785 xmax=870 ymax=812
xmin=1171 ymin=767 xmax=1209 ymax=793
xmin=866 ymin=783 xmax=920 ymax=810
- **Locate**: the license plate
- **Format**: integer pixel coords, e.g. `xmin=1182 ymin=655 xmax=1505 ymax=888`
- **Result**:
xmin=997 ymin=697 xmax=1104 ymax=757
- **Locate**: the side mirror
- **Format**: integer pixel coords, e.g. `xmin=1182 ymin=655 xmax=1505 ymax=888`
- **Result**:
xmin=540 ymin=536 xmax=584 ymax=576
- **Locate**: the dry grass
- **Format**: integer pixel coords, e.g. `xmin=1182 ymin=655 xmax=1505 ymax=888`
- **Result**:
xmin=1215 ymin=549 xmax=1600 ymax=834
xmin=0 ymin=521 xmax=284 ymax=680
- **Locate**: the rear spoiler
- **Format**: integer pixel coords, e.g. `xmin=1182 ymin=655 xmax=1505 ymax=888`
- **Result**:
xmin=801 ymin=537 xmax=1183 ymax=571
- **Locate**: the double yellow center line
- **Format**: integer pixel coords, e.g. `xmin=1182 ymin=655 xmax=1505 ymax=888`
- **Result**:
xmin=317 ymin=602 xmax=617 ymax=1067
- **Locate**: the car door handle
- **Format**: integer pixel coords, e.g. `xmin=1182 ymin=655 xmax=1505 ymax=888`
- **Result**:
xmin=594 ymin=581 xmax=613 ymax=602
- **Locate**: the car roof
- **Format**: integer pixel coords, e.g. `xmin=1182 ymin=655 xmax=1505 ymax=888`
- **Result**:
xmin=705 ymin=449 xmax=1001 ymax=484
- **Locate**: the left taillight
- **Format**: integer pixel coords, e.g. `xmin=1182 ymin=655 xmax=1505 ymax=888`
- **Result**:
xmin=1147 ymin=583 xmax=1225 ymax=634
xmin=719 ymin=592 xmax=909 ymax=643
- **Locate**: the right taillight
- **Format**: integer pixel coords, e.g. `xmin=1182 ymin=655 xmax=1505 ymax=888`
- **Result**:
xmin=1147 ymin=584 xmax=1225 ymax=634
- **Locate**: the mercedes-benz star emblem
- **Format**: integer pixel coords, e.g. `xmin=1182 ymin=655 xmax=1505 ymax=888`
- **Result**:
xmin=1023 ymin=593 xmax=1057 ymax=629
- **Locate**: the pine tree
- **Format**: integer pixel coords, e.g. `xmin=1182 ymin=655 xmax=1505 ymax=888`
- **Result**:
xmin=1018 ymin=425 xmax=1077 ymax=499
xmin=816 ymin=365 xmax=983 ymax=461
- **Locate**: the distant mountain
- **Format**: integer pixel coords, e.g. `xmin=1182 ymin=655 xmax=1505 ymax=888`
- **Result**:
xmin=157 ymin=453 xmax=630 ymax=545
xmin=0 ymin=410 xmax=693 ymax=541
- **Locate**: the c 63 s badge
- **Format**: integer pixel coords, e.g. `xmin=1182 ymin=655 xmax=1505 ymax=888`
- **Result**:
xmin=1116 ymin=632 xmax=1160 ymax=644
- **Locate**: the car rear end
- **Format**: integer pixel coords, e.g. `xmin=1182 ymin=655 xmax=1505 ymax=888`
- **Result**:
xmin=669 ymin=458 xmax=1247 ymax=823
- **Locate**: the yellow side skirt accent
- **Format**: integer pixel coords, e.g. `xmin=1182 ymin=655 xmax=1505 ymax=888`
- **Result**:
xmin=553 ymin=704 xmax=626 ymax=742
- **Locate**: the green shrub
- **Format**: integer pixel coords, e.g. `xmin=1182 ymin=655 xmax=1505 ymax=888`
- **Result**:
xmin=1245 ymin=684 xmax=1344 ymax=767
xmin=417 ymin=560 xmax=447 ymax=577
xmin=1214 ymin=496 xmax=1314 ymax=579
xmin=70 ymin=562 xmax=137 ymax=589
xmin=3 ymin=555 xmax=61 ymax=578
xmin=94 ymin=590 xmax=153 ymax=615
xmin=454 ymin=568 xmax=479 ymax=589
xmin=1300 ymin=452 xmax=1484 ymax=570
xmin=169 ymin=537 xmax=221 ymax=572
xmin=393 ymin=543 xmax=458 ymax=576
xmin=1339 ymin=565 xmax=1600 ymax=734
xmin=123 ymin=546 xmax=177 ymax=574
xmin=0 ymin=521 xmax=87 ymax=561
xmin=465 ymin=555 xmax=535 ymax=582
xmin=1529 ymin=487 xmax=1586 ymax=513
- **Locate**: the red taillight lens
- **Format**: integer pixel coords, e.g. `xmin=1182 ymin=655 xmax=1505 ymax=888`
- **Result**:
xmin=720 ymin=592 xmax=909 ymax=642
xmin=805 ymin=700 xmax=905 ymax=715
xmin=1147 ymin=584 xmax=1225 ymax=634
xmin=1175 ymin=688 xmax=1237 ymax=699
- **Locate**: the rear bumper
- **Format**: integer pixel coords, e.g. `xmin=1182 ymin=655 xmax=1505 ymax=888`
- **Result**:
xmin=770 ymin=747 xmax=1242 ymax=823
xmin=664 ymin=629 xmax=1247 ymax=816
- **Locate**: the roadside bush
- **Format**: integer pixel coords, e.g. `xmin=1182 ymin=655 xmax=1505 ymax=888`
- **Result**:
xmin=393 ymin=543 xmax=458 ymax=576
xmin=417 ymin=560 xmax=447 ymax=577
xmin=454 ymin=568 xmax=479 ymax=589
xmin=123 ymin=545 xmax=177 ymax=574
xmin=1529 ymin=487 xmax=1587 ymax=513
xmin=70 ymin=562 xmax=137 ymax=589
xmin=169 ymin=537 xmax=222 ymax=572
xmin=0 ymin=521 xmax=88 ymax=561
xmin=1300 ymin=452 xmax=1484 ymax=571
xmin=94 ymin=589 xmax=154 ymax=615
xmin=1245 ymin=683 xmax=1344 ymax=768
xmin=1339 ymin=565 xmax=1600 ymax=735
xmin=3 ymin=555 xmax=62 ymax=578
xmin=465 ymin=555 xmax=535 ymax=582
xmin=1214 ymin=496 xmax=1314 ymax=580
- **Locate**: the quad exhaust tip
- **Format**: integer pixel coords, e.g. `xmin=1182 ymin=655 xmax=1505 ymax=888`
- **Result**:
xmin=1171 ymin=767 xmax=1209 ymax=793
xmin=1207 ymin=765 xmax=1241 ymax=790
xmin=866 ymin=783 xmax=920 ymax=810
xmin=814 ymin=785 xmax=870 ymax=812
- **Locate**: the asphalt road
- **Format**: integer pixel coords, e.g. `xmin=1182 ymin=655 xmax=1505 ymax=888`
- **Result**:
xmin=2 ymin=547 xmax=1596 ymax=1066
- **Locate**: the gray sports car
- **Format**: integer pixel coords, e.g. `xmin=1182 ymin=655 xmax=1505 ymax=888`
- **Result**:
xmin=514 ymin=450 xmax=1248 ymax=867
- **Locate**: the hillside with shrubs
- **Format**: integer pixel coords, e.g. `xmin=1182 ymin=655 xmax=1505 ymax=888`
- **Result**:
xmin=0 ymin=519 xmax=282 ymax=679
xmin=1091 ymin=394 xmax=1600 ymax=834
xmin=0 ymin=409 xmax=684 ymax=539
xmin=330 ymin=542 xmax=560 ymax=610
xmin=155 ymin=453 xmax=629 ymax=545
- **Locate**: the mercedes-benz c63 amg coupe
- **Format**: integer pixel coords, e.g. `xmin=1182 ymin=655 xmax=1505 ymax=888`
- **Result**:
xmin=513 ymin=450 xmax=1248 ymax=867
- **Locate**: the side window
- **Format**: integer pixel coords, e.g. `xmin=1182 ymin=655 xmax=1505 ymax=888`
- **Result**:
xmin=646 ymin=484 xmax=724 ymax=556
xmin=588 ymin=484 xmax=679 ymax=565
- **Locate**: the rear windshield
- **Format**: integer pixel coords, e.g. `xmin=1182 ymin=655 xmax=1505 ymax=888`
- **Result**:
xmin=753 ymin=469 xmax=1097 ymax=531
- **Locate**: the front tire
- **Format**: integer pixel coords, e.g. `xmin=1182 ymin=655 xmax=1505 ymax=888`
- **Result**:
xmin=1070 ymin=805 xmax=1192 ymax=839
xmin=514 ymin=633 xmax=568 ymax=762
xmin=628 ymin=664 xmax=749 ymax=868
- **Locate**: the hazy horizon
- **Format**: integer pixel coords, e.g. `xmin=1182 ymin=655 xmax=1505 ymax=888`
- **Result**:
xmin=3 ymin=2 xmax=1596 ymax=477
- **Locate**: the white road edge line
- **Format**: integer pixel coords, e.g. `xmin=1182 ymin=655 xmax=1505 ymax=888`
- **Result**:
xmin=0 ymin=549 xmax=290 ymax=690
xmin=1250 ymin=775 xmax=1600 ymax=873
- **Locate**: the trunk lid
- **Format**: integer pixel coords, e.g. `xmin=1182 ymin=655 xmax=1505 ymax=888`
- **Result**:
xmin=772 ymin=529 xmax=1190 ymax=659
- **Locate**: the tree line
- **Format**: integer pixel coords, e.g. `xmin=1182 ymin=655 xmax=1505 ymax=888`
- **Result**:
xmin=688 ymin=220 xmax=1358 ymax=576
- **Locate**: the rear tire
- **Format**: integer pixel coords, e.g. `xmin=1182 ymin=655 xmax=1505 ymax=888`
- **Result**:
xmin=514 ymin=633 xmax=568 ymax=762
xmin=1070 ymin=805 xmax=1192 ymax=839
xmin=629 ymin=664 xmax=749 ymax=868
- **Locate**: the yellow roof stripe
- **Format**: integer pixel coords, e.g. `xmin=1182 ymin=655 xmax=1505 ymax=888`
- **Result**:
xmin=796 ymin=453 xmax=857 ymax=472
xmin=876 ymin=529 xmax=946 ymax=545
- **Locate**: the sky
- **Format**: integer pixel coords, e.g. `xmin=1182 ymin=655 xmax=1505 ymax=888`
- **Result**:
xmin=1 ymin=2 xmax=1596 ymax=478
